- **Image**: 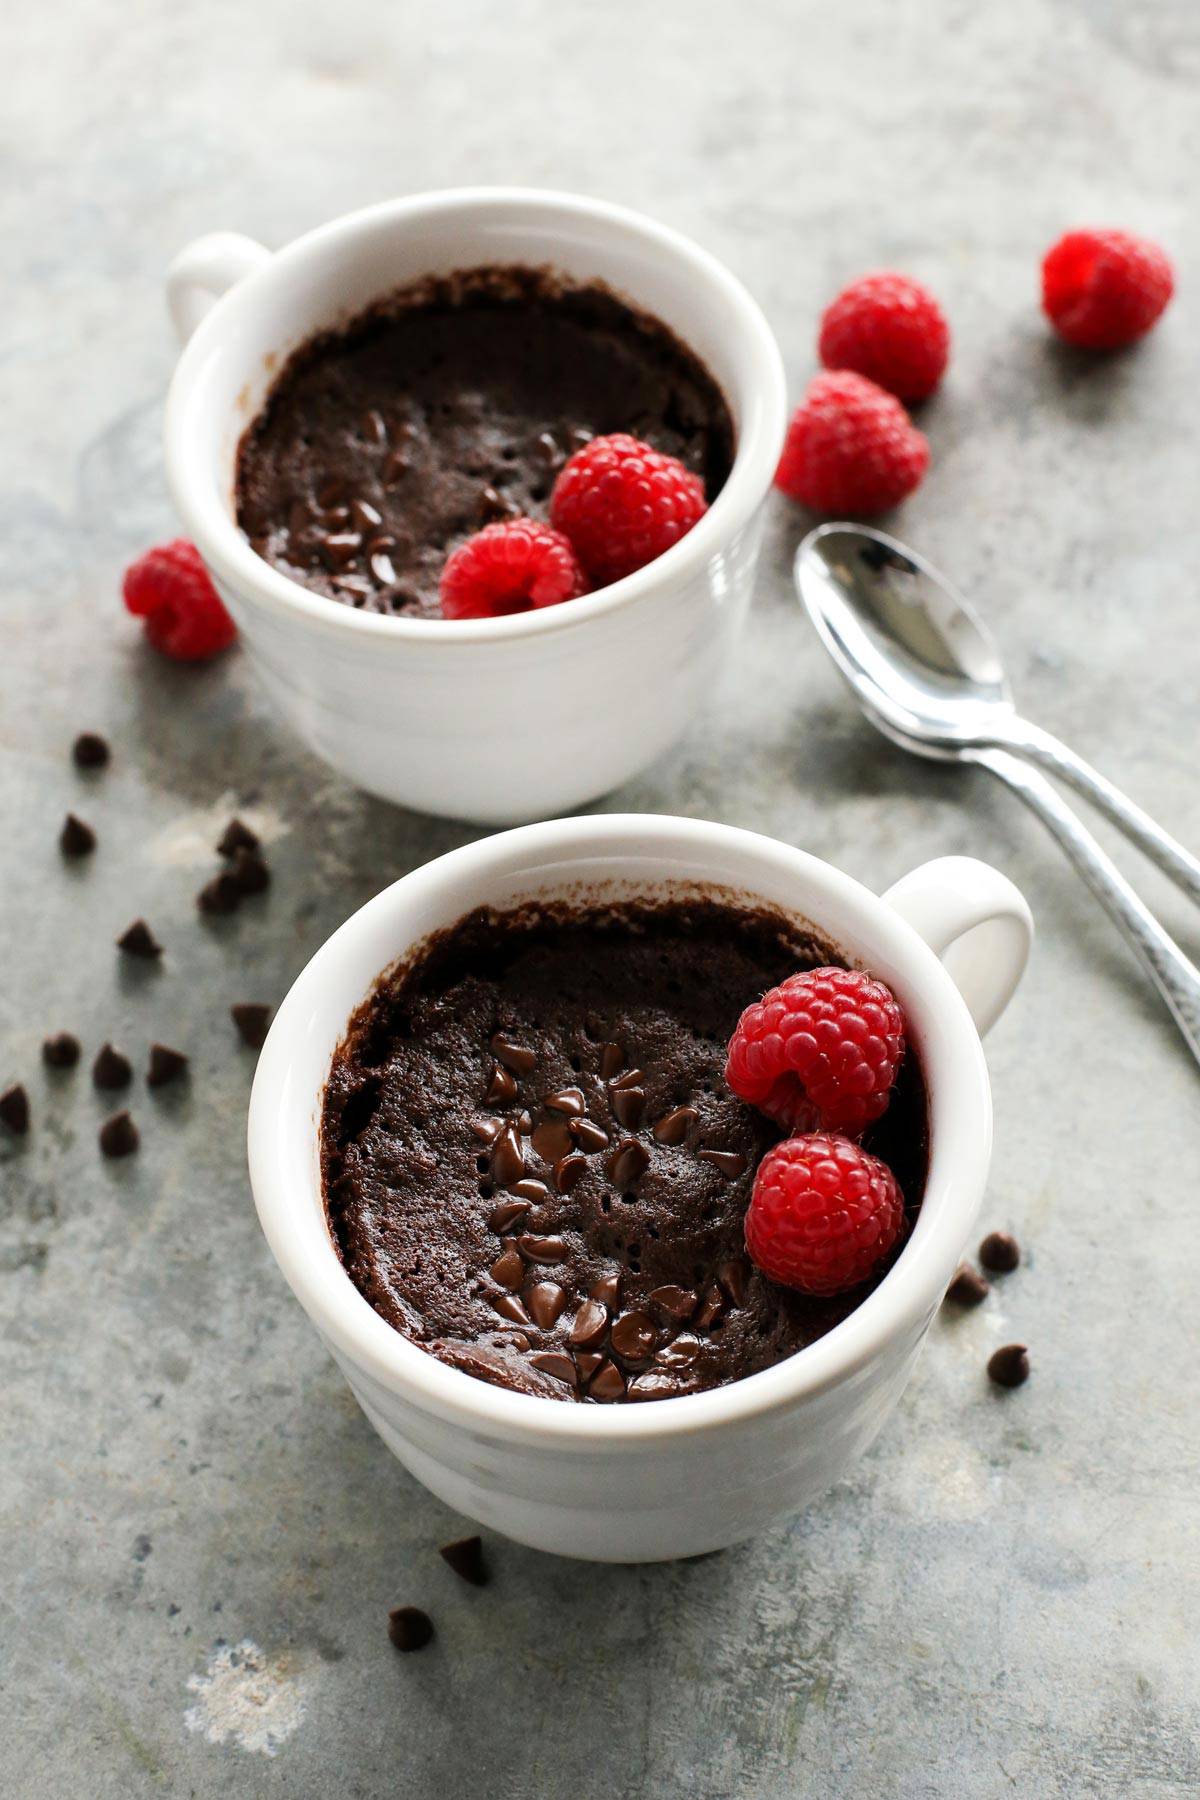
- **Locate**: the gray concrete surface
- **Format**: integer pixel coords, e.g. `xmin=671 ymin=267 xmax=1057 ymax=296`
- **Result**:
xmin=3 ymin=1 xmax=1199 ymax=1794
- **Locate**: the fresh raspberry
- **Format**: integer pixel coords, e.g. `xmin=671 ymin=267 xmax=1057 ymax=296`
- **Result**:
xmin=725 ymin=966 xmax=905 ymax=1138
xmin=775 ymin=372 xmax=929 ymax=515
xmin=819 ymin=272 xmax=950 ymax=401
xmin=549 ymin=433 xmax=707 ymax=587
xmin=745 ymin=1132 xmax=906 ymax=1296
xmin=122 ymin=540 xmax=236 ymax=662
xmin=1041 ymin=229 xmax=1174 ymax=351
xmin=439 ymin=518 xmax=587 ymax=620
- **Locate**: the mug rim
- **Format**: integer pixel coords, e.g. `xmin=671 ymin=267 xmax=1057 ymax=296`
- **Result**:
xmin=247 ymin=815 xmax=993 ymax=1445
xmin=165 ymin=186 xmax=788 ymax=646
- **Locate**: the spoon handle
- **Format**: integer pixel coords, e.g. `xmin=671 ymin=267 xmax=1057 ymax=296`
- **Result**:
xmin=1001 ymin=720 xmax=1200 ymax=909
xmin=970 ymin=746 xmax=1200 ymax=1066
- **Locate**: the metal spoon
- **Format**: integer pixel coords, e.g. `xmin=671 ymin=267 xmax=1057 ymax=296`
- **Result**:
xmin=796 ymin=521 xmax=1200 ymax=1065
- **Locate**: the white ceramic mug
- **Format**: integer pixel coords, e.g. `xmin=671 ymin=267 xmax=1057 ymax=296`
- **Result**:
xmin=248 ymin=815 xmax=1032 ymax=1563
xmin=164 ymin=190 xmax=788 ymax=824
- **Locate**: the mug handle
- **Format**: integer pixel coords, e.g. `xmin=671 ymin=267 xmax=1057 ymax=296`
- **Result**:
xmin=882 ymin=856 xmax=1033 ymax=1039
xmin=166 ymin=231 xmax=272 ymax=345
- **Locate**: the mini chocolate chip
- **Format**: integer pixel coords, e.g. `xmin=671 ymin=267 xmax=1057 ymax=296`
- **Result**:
xmin=388 ymin=1605 xmax=433 ymax=1652
xmin=526 ymin=1281 xmax=567 ymax=1328
xmin=610 ymin=1087 xmax=645 ymax=1129
xmin=532 ymin=1117 xmax=573 ymax=1162
xmin=230 ymin=848 xmax=270 ymax=896
xmin=692 ymin=1284 xmax=725 ymax=1332
xmin=657 ymin=1333 xmax=703 ymax=1370
xmin=653 ymin=1105 xmax=698 ymax=1145
xmin=117 ymin=920 xmax=162 ymax=959
xmin=697 ymin=1149 xmax=747 ymax=1179
xmin=551 ymin=1152 xmax=587 ymax=1194
xmin=648 ymin=1285 xmax=698 ymax=1324
xmin=945 ymin=1263 xmax=989 ymax=1307
xmin=351 ymin=498 xmax=383 ymax=531
xmin=543 ymin=1086 xmax=585 ymax=1117
xmin=487 ymin=1199 xmax=530 ymax=1234
xmin=717 ymin=1259 xmax=750 ymax=1307
xmin=198 ymin=871 xmax=241 ymax=915
xmin=532 ymin=430 xmax=563 ymax=468
xmin=216 ymin=818 xmax=259 ymax=858
xmin=485 ymin=1063 xmax=519 ymax=1106
xmin=383 ymin=450 xmax=410 ymax=487
xmin=370 ymin=552 xmax=396 ymax=586
xmin=0 ymin=1084 xmax=30 ymax=1135
xmin=438 ymin=1536 xmax=487 ymax=1587
xmin=323 ymin=531 xmax=363 ymax=567
xmin=42 ymin=1032 xmax=81 ymax=1070
xmin=490 ymin=1249 xmax=524 ymax=1290
xmin=231 ymin=1003 xmax=271 ymax=1049
xmin=529 ymin=1351 xmax=577 ymax=1389
xmin=979 ymin=1231 xmax=1020 ymax=1274
xmin=492 ymin=1292 xmax=531 ymax=1326
xmin=518 ymin=1234 xmax=567 ymax=1265
xmin=609 ymin=1067 xmax=646 ymax=1092
xmin=471 ymin=1117 xmax=503 ymax=1144
xmin=607 ymin=1139 xmax=649 ymax=1186
xmin=590 ymin=1272 xmax=622 ymax=1310
xmin=568 ymin=1299 xmax=609 ymax=1349
xmin=510 ymin=1178 xmax=549 ymax=1202
xmin=610 ymin=1310 xmax=657 ymax=1364
xmin=490 ymin=1124 xmax=525 ymax=1187
xmin=569 ymin=1118 xmax=609 ymax=1153
xmin=60 ymin=813 xmax=96 ymax=857
xmin=146 ymin=1044 xmax=188 ymax=1088
xmin=626 ymin=1372 xmax=683 ymax=1401
xmin=491 ymin=1033 xmax=536 ymax=1074
xmin=599 ymin=1042 xmax=624 ymax=1080
xmin=589 ymin=1360 xmax=626 ymax=1402
xmin=72 ymin=732 xmax=110 ymax=769
xmin=316 ymin=476 xmax=350 ymax=509
xmin=92 ymin=1043 xmax=132 ymax=1090
xmin=361 ymin=410 xmax=388 ymax=447
xmin=987 ymin=1344 xmax=1030 ymax=1388
xmin=99 ymin=1110 xmax=138 ymax=1158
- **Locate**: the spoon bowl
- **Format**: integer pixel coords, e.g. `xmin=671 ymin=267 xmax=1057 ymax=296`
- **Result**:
xmin=796 ymin=523 xmax=1014 ymax=757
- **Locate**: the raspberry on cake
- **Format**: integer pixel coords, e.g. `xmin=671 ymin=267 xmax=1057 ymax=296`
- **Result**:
xmin=774 ymin=372 xmax=929 ymax=515
xmin=724 ymin=965 xmax=905 ymax=1138
xmin=122 ymin=540 xmax=237 ymax=661
xmin=745 ymin=1133 xmax=906 ymax=1296
xmin=1041 ymin=229 xmax=1174 ymax=351
xmin=818 ymin=271 xmax=950 ymax=402
xmin=549 ymin=433 xmax=708 ymax=586
xmin=439 ymin=519 xmax=587 ymax=619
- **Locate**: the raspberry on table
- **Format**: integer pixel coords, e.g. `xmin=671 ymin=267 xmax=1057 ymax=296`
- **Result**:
xmin=122 ymin=540 xmax=237 ymax=662
xmin=549 ymin=432 xmax=708 ymax=587
xmin=725 ymin=965 xmax=905 ymax=1138
xmin=774 ymin=371 xmax=929 ymax=515
xmin=439 ymin=518 xmax=587 ymax=620
xmin=1042 ymin=229 xmax=1174 ymax=351
xmin=819 ymin=271 xmax=950 ymax=401
xmin=745 ymin=1132 xmax=906 ymax=1296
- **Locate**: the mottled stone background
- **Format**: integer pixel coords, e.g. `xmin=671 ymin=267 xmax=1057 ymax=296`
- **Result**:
xmin=3 ymin=1 xmax=1198 ymax=1794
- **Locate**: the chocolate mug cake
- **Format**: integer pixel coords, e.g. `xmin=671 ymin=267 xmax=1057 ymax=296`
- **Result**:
xmin=321 ymin=894 xmax=928 ymax=1404
xmin=235 ymin=266 xmax=735 ymax=619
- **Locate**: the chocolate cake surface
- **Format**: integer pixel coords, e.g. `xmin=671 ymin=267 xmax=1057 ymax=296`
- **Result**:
xmin=321 ymin=895 xmax=928 ymax=1404
xmin=236 ymin=266 xmax=735 ymax=619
